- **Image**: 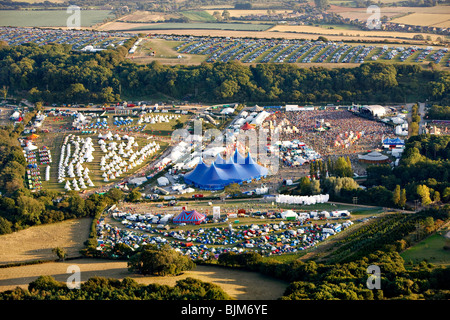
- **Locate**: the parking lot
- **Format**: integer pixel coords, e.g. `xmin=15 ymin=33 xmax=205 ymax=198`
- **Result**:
xmin=168 ymin=34 xmax=450 ymax=66
xmin=0 ymin=27 xmax=134 ymax=51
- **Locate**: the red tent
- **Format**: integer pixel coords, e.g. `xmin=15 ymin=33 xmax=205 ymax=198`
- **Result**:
xmin=240 ymin=122 xmax=255 ymax=130
xmin=173 ymin=210 xmax=206 ymax=225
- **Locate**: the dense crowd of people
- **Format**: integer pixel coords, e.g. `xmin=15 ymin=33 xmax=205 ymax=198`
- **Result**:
xmin=267 ymin=108 xmax=394 ymax=174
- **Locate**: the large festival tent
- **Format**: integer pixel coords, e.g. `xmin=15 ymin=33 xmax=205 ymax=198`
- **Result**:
xmin=183 ymin=149 xmax=269 ymax=190
xmin=173 ymin=209 xmax=206 ymax=225
xmin=382 ymin=137 xmax=404 ymax=147
xmin=358 ymin=151 xmax=390 ymax=164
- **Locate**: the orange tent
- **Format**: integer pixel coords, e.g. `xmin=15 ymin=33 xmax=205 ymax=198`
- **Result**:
xmin=28 ymin=134 xmax=39 ymax=140
xmin=240 ymin=122 xmax=255 ymax=130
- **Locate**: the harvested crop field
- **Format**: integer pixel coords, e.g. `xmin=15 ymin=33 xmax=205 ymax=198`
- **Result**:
xmin=114 ymin=28 xmax=436 ymax=43
xmin=270 ymin=25 xmax=442 ymax=41
xmin=328 ymin=4 xmax=450 ymax=21
xmin=120 ymin=22 xmax=273 ymax=32
xmin=0 ymin=218 xmax=92 ymax=266
xmin=0 ymin=259 xmax=288 ymax=299
xmin=391 ymin=13 xmax=450 ymax=28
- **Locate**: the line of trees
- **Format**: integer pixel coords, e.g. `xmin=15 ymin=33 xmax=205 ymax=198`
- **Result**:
xmin=426 ymin=105 xmax=450 ymax=120
xmin=0 ymin=275 xmax=231 ymax=300
xmin=1 ymin=43 xmax=450 ymax=105
xmin=286 ymin=134 xmax=450 ymax=209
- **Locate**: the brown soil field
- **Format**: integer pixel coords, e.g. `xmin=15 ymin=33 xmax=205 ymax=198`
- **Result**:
xmin=0 ymin=218 xmax=92 ymax=266
xmin=0 ymin=259 xmax=288 ymax=299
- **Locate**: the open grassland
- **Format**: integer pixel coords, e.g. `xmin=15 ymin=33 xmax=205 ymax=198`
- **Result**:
xmin=180 ymin=10 xmax=216 ymax=22
xmin=0 ymin=218 xmax=92 ymax=265
xmin=0 ymin=10 xmax=114 ymax=27
xmin=130 ymin=38 xmax=207 ymax=65
xmin=400 ymin=231 xmax=450 ymax=266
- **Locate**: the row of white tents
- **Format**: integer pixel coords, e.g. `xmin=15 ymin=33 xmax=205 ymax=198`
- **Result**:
xmin=276 ymin=194 xmax=330 ymax=205
xmin=58 ymin=134 xmax=95 ymax=188
xmin=57 ymin=132 xmax=160 ymax=189
xmin=137 ymin=114 xmax=180 ymax=125
xmin=99 ymin=134 xmax=160 ymax=183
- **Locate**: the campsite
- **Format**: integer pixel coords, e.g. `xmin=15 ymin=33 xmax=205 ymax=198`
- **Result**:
xmin=0 ymin=0 xmax=449 ymax=303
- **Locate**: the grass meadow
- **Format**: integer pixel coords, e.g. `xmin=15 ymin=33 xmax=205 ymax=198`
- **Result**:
xmin=0 ymin=10 xmax=114 ymax=27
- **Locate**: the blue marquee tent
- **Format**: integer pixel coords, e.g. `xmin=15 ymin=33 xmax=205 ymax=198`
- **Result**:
xmin=183 ymin=149 xmax=268 ymax=190
xmin=382 ymin=137 xmax=404 ymax=146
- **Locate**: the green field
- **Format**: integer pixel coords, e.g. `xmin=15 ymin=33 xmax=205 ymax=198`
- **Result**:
xmin=0 ymin=10 xmax=114 ymax=27
xmin=401 ymin=232 xmax=450 ymax=266
xmin=126 ymin=22 xmax=274 ymax=32
xmin=180 ymin=11 xmax=216 ymax=22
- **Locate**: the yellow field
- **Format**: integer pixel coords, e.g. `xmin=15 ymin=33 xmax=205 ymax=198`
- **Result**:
xmin=391 ymin=13 xmax=450 ymax=28
xmin=329 ymin=4 xmax=450 ymax=21
xmin=270 ymin=24 xmax=442 ymax=41
xmin=0 ymin=218 xmax=92 ymax=265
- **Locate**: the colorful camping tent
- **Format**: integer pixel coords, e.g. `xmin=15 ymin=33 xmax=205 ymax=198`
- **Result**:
xmin=173 ymin=210 xmax=206 ymax=225
xmin=240 ymin=122 xmax=255 ymax=131
xmin=28 ymin=134 xmax=39 ymax=140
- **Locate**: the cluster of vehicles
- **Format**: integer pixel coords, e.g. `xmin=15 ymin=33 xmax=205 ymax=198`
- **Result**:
xmin=171 ymin=34 xmax=450 ymax=66
xmin=415 ymin=46 xmax=433 ymax=62
xmin=174 ymin=37 xmax=382 ymax=64
xmin=430 ymin=48 xmax=449 ymax=64
xmin=0 ymin=27 xmax=131 ymax=50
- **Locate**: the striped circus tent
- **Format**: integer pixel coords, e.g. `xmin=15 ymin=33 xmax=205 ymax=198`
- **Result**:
xmin=173 ymin=210 xmax=206 ymax=225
